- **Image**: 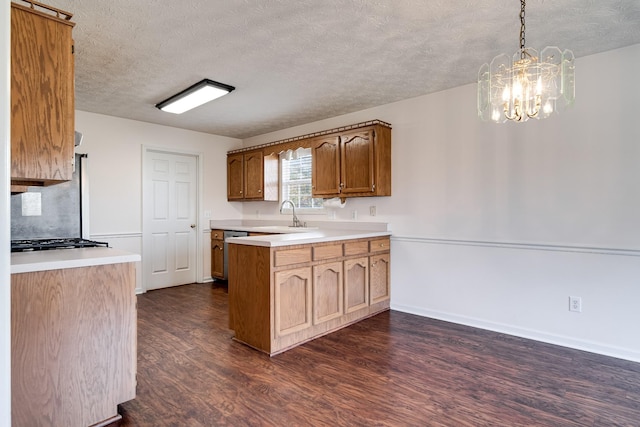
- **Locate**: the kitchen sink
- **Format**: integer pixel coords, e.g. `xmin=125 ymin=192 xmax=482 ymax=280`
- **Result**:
xmin=250 ymin=225 xmax=318 ymax=233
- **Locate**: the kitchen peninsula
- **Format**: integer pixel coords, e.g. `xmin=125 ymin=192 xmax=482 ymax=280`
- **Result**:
xmin=216 ymin=221 xmax=391 ymax=356
xmin=10 ymin=248 xmax=140 ymax=426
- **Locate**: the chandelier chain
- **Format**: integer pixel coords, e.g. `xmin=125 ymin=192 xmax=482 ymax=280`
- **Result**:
xmin=519 ymin=0 xmax=526 ymax=57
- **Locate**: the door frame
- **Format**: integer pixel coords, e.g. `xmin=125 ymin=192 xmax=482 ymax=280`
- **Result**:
xmin=141 ymin=145 xmax=204 ymax=291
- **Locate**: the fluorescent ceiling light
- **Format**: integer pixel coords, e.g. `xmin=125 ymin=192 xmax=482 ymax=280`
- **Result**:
xmin=155 ymin=79 xmax=235 ymax=114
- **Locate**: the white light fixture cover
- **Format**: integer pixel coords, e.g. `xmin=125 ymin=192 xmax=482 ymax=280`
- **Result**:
xmin=477 ymin=1 xmax=575 ymax=123
xmin=156 ymin=79 xmax=235 ymax=114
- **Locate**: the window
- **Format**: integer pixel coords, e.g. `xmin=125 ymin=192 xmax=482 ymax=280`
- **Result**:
xmin=280 ymin=148 xmax=323 ymax=211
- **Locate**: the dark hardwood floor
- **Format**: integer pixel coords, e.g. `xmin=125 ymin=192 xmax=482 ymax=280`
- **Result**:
xmin=118 ymin=283 xmax=640 ymax=426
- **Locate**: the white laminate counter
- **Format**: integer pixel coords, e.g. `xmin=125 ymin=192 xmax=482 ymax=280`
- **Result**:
xmin=225 ymin=228 xmax=391 ymax=247
xmin=11 ymin=247 xmax=141 ymax=274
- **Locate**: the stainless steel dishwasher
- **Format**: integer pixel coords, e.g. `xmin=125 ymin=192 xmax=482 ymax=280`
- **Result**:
xmin=223 ymin=230 xmax=248 ymax=280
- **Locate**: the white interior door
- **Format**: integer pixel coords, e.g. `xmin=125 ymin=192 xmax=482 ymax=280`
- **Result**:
xmin=143 ymin=150 xmax=198 ymax=290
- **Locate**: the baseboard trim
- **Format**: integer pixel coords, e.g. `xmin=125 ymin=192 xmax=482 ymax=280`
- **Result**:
xmin=391 ymin=303 xmax=640 ymax=363
xmin=391 ymin=235 xmax=640 ymax=257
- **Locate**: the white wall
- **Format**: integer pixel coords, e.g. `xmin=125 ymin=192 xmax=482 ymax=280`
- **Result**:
xmin=241 ymin=44 xmax=640 ymax=362
xmin=1 ymin=0 xmax=11 ymax=421
xmin=75 ymin=111 xmax=242 ymax=290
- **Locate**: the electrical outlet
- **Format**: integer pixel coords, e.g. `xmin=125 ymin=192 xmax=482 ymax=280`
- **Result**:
xmin=204 ymin=210 xmax=211 ymax=218
xmin=569 ymin=296 xmax=582 ymax=313
xmin=370 ymin=206 xmax=376 ymax=216
xmin=351 ymin=210 xmax=358 ymax=220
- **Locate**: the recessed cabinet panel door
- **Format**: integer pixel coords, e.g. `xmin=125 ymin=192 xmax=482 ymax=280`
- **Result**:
xmin=340 ymin=130 xmax=375 ymax=195
xmin=344 ymin=257 xmax=369 ymax=313
xmin=244 ymin=151 xmax=264 ymax=199
xmin=370 ymin=253 xmax=390 ymax=304
xmin=312 ymin=136 xmax=341 ymax=197
xmin=227 ymin=153 xmax=244 ymax=200
xmin=211 ymin=241 xmax=224 ymax=279
xmin=275 ymin=267 xmax=312 ymax=336
xmin=11 ymin=5 xmax=75 ymax=184
xmin=313 ymin=262 xmax=343 ymax=325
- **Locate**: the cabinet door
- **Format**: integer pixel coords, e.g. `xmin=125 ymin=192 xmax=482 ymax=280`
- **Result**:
xmin=275 ymin=267 xmax=312 ymax=337
xmin=227 ymin=153 xmax=244 ymax=200
xmin=313 ymin=261 xmax=343 ymax=325
xmin=340 ymin=129 xmax=375 ymax=195
xmin=344 ymin=257 xmax=369 ymax=313
xmin=211 ymin=240 xmax=224 ymax=279
xmin=244 ymin=150 xmax=264 ymax=199
xmin=312 ymin=136 xmax=341 ymax=197
xmin=11 ymin=4 xmax=75 ymax=185
xmin=370 ymin=253 xmax=390 ymax=304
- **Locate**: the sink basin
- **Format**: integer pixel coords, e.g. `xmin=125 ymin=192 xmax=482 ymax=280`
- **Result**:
xmin=250 ymin=225 xmax=318 ymax=233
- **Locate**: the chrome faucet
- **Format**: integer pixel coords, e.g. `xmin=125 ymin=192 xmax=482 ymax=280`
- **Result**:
xmin=280 ymin=200 xmax=301 ymax=227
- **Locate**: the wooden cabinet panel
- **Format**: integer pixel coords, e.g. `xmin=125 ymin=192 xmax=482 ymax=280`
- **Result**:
xmin=313 ymin=243 xmax=343 ymax=261
xmin=244 ymin=151 xmax=264 ymax=199
xmin=370 ymin=238 xmax=391 ymax=253
xmin=344 ymin=240 xmax=369 ymax=257
xmin=313 ymin=261 xmax=343 ymax=324
xmin=11 ymin=263 xmax=136 ymax=426
xmin=211 ymin=240 xmax=224 ymax=279
xmin=274 ymin=247 xmax=312 ymax=267
xmin=210 ymin=230 xmax=225 ymax=280
xmin=11 ymin=3 xmax=76 ymax=186
xmin=340 ymin=129 xmax=375 ymax=195
xmin=370 ymin=253 xmax=390 ymax=304
xmin=275 ymin=267 xmax=312 ymax=337
xmin=344 ymin=257 xmax=369 ymax=313
xmin=227 ymin=153 xmax=244 ymax=200
xmin=312 ymin=136 xmax=341 ymax=196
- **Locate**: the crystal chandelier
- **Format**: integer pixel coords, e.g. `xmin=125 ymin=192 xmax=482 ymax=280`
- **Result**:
xmin=477 ymin=0 xmax=575 ymax=123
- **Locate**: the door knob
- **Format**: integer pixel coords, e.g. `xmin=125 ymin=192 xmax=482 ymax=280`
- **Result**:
xmin=190 ymin=224 xmax=196 ymax=229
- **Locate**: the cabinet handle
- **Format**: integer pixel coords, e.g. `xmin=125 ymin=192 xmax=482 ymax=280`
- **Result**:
xmin=371 ymin=261 xmax=378 ymax=266
xmin=258 ymin=189 xmax=262 ymax=193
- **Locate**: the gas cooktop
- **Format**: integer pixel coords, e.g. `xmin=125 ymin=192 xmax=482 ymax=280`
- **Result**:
xmin=11 ymin=238 xmax=109 ymax=252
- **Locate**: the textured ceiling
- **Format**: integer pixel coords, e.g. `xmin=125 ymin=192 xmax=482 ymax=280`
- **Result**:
xmin=35 ymin=0 xmax=640 ymax=139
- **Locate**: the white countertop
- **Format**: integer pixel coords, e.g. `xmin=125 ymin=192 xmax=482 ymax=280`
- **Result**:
xmin=225 ymin=227 xmax=391 ymax=247
xmin=11 ymin=247 xmax=141 ymax=274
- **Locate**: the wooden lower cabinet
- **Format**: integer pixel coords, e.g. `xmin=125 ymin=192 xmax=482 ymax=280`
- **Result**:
xmin=344 ymin=257 xmax=369 ymax=313
xmin=11 ymin=262 xmax=137 ymax=426
xmin=211 ymin=230 xmax=225 ymax=280
xmin=275 ymin=267 xmax=312 ymax=336
xmin=370 ymin=253 xmax=391 ymax=304
xmin=229 ymin=236 xmax=390 ymax=355
xmin=313 ymin=261 xmax=343 ymax=324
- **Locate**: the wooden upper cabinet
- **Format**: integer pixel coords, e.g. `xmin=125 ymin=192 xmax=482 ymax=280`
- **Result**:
xmin=227 ymin=153 xmax=244 ymax=200
xmin=340 ymin=129 xmax=375 ymax=195
xmin=311 ymin=136 xmax=341 ymax=196
xmin=226 ymin=120 xmax=391 ymax=202
xmin=227 ymin=150 xmax=278 ymax=201
xmin=11 ymin=2 xmax=76 ymax=186
xmin=312 ymin=124 xmax=391 ymax=199
xmin=244 ymin=150 xmax=265 ymax=199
